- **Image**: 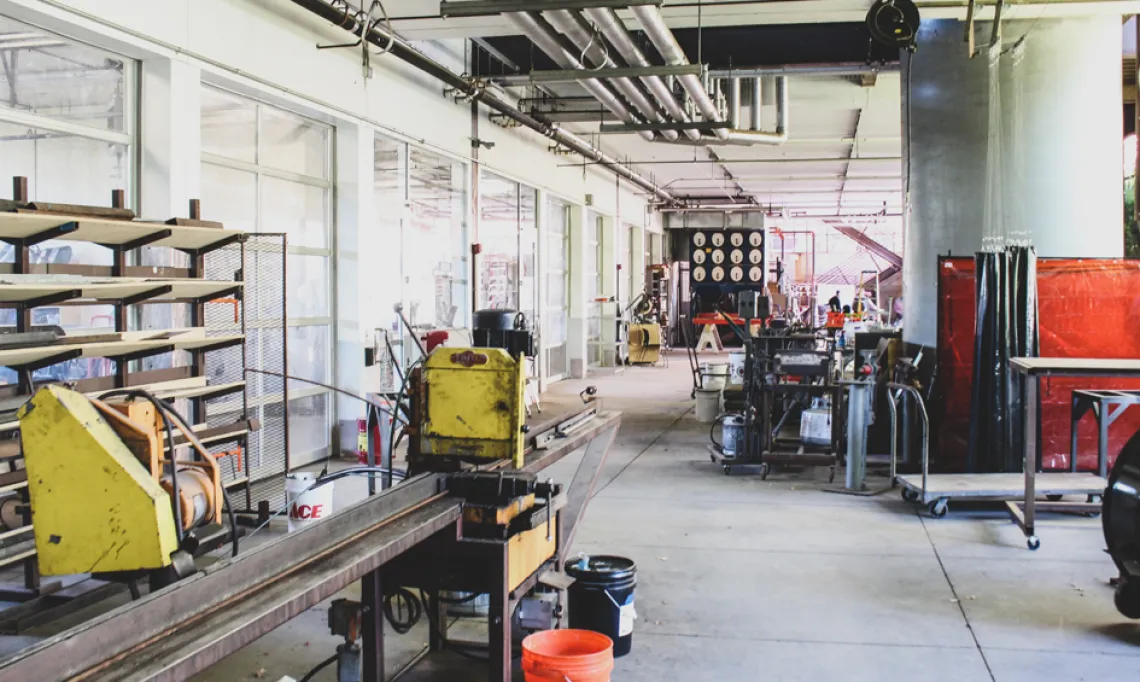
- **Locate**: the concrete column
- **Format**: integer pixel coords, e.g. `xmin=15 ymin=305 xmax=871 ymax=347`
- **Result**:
xmin=902 ymin=17 xmax=1123 ymax=348
xmin=139 ymin=58 xmax=200 ymax=220
xmin=334 ymin=123 xmax=376 ymax=421
xmin=567 ymin=204 xmax=589 ymax=378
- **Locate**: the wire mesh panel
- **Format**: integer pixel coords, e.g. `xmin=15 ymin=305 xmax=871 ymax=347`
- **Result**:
xmin=204 ymin=234 xmax=288 ymax=500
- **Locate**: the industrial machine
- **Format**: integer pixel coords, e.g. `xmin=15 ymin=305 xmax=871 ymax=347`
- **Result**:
xmin=409 ymin=309 xmax=534 ymax=471
xmin=17 ymin=385 xmax=224 ymax=584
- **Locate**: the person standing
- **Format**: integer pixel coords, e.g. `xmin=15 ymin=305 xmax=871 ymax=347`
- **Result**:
xmin=828 ymin=290 xmax=842 ymax=312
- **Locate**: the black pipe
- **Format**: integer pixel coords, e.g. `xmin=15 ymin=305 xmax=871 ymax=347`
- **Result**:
xmin=286 ymin=0 xmax=675 ymax=204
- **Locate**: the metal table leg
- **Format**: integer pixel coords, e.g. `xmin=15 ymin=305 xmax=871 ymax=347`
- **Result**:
xmin=488 ymin=543 xmax=511 ymax=682
xmin=362 ymin=569 xmax=385 ymax=682
xmin=1022 ymin=378 xmax=1039 ymax=550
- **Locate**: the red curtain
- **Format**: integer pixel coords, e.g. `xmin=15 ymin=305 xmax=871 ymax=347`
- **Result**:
xmin=937 ymin=258 xmax=1140 ymax=471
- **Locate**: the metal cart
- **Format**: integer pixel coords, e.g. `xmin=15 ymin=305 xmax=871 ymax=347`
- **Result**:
xmin=888 ymin=382 xmax=1106 ymax=550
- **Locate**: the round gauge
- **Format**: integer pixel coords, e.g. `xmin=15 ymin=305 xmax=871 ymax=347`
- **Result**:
xmin=711 ymin=250 xmax=725 ymax=264
xmin=693 ymin=250 xmax=706 ymax=264
xmin=730 ymin=233 xmax=744 ymax=247
xmin=730 ymin=266 xmax=744 ymax=282
xmin=711 ymin=266 xmax=725 ymax=282
xmin=730 ymin=249 xmax=744 ymax=264
xmin=693 ymin=232 xmax=707 ymax=247
xmin=748 ymin=250 xmax=763 ymax=264
xmin=749 ymin=232 xmax=763 ymax=247
xmin=693 ymin=266 xmax=706 ymax=282
xmin=749 ymin=266 xmax=763 ymax=281
xmin=711 ymin=233 xmax=725 ymax=247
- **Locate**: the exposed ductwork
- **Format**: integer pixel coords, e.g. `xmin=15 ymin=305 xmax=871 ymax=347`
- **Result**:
xmin=540 ymin=9 xmax=678 ymax=141
xmin=665 ymin=76 xmax=789 ymax=146
xmin=506 ymin=12 xmax=655 ymax=141
xmin=630 ymin=5 xmax=730 ymax=140
xmin=286 ymin=0 xmax=675 ymax=204
xmin=580 ymin=7 xmax=700 ymax=141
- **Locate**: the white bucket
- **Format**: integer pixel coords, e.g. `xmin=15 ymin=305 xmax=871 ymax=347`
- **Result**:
xmin=695 ymin=388 xmax=721 ymax=423
xmin=285 ymin=472 xmax=334 ymax=532
xmin=727 ymin=352 xmax=747 ymax=386
xmin=700 ymin=362 xmax=729 ymax=390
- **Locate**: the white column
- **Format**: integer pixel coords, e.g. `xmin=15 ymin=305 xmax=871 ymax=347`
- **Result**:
xmin=334 ymin=123 xmax=376 ymax=423
xmin=567 ymin=204 xmax=589 ymax=378
xmin=139 ymin=58 xmax=200 ymax=220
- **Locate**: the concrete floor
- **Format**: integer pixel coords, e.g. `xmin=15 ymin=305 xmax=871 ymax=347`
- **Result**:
xmin=188 ymin=355 xmax=1139 ymax=681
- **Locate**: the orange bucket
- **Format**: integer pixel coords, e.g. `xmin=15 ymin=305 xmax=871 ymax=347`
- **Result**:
xmin=521 ymin=629 xmax=614 ymax=682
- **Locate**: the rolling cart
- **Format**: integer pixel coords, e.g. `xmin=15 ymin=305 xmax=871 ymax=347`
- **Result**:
xmin=888 ymin=381 xmax=1106 ymax=550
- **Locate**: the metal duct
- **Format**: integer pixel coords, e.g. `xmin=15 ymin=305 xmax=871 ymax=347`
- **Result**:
xmin=630 ymin=5 xmax=729 ymax=140
xmin=727 ymin=77 xmax=741 ymax=130
xmin=750 ymin=77 xmax=762 ymax=131
xmin=506 ymin=12 xmax=655 ymax=142
xmin=542 ymin=9 xmax=678 ymax=141
xmin=286 ymin=0 xmax=674 ymax=203
xmin=580 ymin=7 xmax=700 ymax=140
xmin=665 ymin=76 xmax=789 ymax=146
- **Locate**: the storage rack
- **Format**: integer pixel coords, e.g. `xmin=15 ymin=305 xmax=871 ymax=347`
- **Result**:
xmin=0 ymin=176 xmax=256 ymax=607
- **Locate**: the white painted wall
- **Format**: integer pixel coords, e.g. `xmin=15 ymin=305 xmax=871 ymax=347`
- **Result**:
xmin=0 ymin=0 xmax=659 ymax=428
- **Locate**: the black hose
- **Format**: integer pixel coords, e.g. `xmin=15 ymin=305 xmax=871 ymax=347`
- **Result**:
xmin=710 ymin=413 xmax=728 ymax=449
xmin=298 ymin=653 xmax=337 ymax=682
xmin=383 ymin=586 xmax=423 ymax=634
xmin=219 ymin=484 xmax=239 ymax=558
xmin=387 ymin=358 xmax=423 ymax=476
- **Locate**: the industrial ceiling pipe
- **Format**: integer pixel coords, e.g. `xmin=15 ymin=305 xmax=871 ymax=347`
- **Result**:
xmin=750 ymin=77 xmax=762 ymax=131
xmin=663 ymin=76 xmax=789 ymax=145
xmin=286 ymin=0 xmax=675 ymax=204
xmin=541 ymin=9 xmax=678 ymax=140
xmin=630 ymin=5 xmax=730 ymax=140
xmin=506 ymin=12 xmax=655 ymax=142
xmin=580 ymin=6 xmax=701 ymax=140
xmin=727 ymin=77 xmax=741 ymax=130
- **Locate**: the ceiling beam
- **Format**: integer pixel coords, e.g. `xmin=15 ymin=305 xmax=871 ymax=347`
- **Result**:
xmin=440 ymin=0 xmax=661 ymax=18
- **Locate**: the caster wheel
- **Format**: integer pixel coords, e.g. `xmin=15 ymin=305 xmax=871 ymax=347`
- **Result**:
xmin=1114 ymin=578 xmax=1140 ymax=619
xmin=828 ymin=466 xmax=836 ymax=484
xmin=723 ymin=465 xmax=732 ymax=476
xmin=710 ymin=454 xmax=717 ymax=463
xmin=1046 ymin=494 xmax=1063 ymax=502
xmin=1027 ymin=536 xmax=1041 ymax=551
xmin=1087 ymin=494 xmax=1102 ymax=504
xmin=928 ymin=500 xmax=948 ymax=519
xmin=902 ymin=488 xmax=919 ymax=503
xmin=760 ymin=464 xmax=769 ymax=480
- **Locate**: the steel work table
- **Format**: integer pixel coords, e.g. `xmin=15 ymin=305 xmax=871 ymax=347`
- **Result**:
xmin=1010 ymin=357 xmax=1140 ymax=550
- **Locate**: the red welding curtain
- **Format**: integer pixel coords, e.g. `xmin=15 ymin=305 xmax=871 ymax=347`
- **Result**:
xmin=937 ymin=258 xmax=1140 ymax=471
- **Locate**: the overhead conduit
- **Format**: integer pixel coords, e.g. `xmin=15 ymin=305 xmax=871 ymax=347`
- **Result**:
xmin=286 ymin=0 xmax=675 ymax=204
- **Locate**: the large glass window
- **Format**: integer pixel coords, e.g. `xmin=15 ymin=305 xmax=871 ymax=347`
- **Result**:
xmin=544 ymin=197 xmax=570 ymax=380
xmin=199 ymin=86 xmax=333 ymax=465
xmin=0 ymin=16 xmax=135 ymax=382
xmin=479 ymin=172 xmax=521 ymax=311
xmin=586 ymin=213 xmax=604 ymax=368
xmin=373 ymin=135 xmax=469 ymax=374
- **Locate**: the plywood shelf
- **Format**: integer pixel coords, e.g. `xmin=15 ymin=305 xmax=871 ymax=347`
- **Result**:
xmin=0 ymin=328 xmax=244 ymax=369
xmin=0 ymin=211 xmax=245 ymax=253
xmin=0 ymin=276 xmax=242 ymax=306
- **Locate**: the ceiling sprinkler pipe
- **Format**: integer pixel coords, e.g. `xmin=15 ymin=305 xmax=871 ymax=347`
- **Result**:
xmin=543 ymin=9 xmax=678 ymax=141
xmin=286 ymin=0 xmax=674 ymax=203
xmin=506 ymin=12 xmax=656 ymax=142
xmin=659 ymin=76 xmax=788 ymax=145
xmin=631 ymin=5 xmax=729 ymax=140
xmin=582 ymin=7 xmax=700 ymax=141
xmin=750 ymin=77 xmax=762 ymax=131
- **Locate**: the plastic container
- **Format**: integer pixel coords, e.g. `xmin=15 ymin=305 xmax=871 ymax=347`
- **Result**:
xmin=694 ymin=388 xmax=721 ymax=423
xmin=564 ymin=555 xmax=637 ymax=658
xmin=285 ymin=472 xmax=334 ymax=532
xmin=521 ymin=629 xmax=614 ymax=682
xmin=699 ymin=362 xmax=729 ymax=390
xmin=722 ymin=415 xmax=746 ymax=457
xmin=727 ymin=351 xmax=747 ymax=386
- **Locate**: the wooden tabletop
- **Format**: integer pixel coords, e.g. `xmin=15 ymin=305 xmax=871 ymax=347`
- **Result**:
xmin=1010 ymin=357 xmax=1140 ymax=377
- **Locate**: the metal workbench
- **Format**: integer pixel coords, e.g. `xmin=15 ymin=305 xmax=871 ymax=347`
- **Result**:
xmin=0 ymin=407 xmax=622 ymax=682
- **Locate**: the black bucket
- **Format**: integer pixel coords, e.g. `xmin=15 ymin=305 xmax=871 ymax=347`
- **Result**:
xmin=564 ymin=555 xmax=637 ymax=657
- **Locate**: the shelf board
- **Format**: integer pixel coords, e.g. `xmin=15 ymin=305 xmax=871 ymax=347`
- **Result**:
xmin=0 ymin=212 xmax=244 ymax=253
xmin=0 ymin=328 xmax=245 ymax=369
xmin=0 ymin=276 xmax=243 ymax=306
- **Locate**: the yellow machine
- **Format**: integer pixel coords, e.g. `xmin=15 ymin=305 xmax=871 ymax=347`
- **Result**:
xmin=17 ymin=385 xmax=222 ymax=576
xmin=628 ymin=323 xmax=662 ymax=364
xmin=415 ymin=346 xmax=526 ymax=468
